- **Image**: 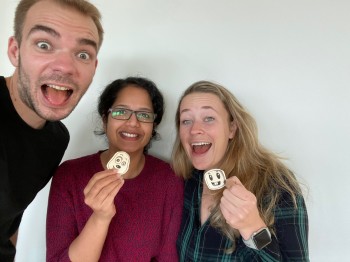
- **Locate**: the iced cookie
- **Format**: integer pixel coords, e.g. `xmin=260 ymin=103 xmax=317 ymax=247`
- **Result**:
xmin=204 ymin=169 xmax=226 ymax=190
xmin=106 ymin=151 xmax=130 ymax=175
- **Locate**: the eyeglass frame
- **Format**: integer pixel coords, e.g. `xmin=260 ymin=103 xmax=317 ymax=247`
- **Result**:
xmin=108 ymin=107 xmax=157 ymax=123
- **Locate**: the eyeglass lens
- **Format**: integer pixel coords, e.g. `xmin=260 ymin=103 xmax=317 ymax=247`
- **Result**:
xmin=110 ymin=108 xmax=155 ymax=123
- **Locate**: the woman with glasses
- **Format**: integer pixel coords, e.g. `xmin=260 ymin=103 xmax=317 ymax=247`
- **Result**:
xmin=46 ymin=77 xmax=184 ymax=262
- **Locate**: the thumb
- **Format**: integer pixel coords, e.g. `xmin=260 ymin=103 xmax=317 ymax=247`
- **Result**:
xmin=225 ymin=176 xmax=242 ymax=188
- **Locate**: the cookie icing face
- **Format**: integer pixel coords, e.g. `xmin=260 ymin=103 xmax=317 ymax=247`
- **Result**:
xmin=204 ymin=169 xmax=226 ymax=190
xmin=106 ymin=151 xmax=130 ymax=175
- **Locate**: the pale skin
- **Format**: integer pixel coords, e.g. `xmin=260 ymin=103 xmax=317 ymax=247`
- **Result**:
xmin=68 ymin=86 xmax=154 ymax=261
xmin=180 ymin=92 xmax=266 ymax=241
xmin=220 ymin=177 xmax=266 ymax=240
xmin=7 ymin=0 xmax=99 ymax=129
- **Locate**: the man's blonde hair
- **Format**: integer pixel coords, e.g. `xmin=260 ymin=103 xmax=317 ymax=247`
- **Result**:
xmin=14 ymin=0 xmax=104 ymax=50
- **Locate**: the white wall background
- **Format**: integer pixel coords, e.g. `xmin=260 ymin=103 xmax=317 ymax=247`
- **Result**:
xmin=1 ymin=0 xmax=349 ymax=261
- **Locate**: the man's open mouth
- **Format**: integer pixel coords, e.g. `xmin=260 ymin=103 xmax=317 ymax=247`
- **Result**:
xmin=42 ymin=84 xmax=73 ymax=105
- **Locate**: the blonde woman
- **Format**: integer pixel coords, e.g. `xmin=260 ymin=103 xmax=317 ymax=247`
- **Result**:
xmin=172 ymin=81 xmax=309 ymax=261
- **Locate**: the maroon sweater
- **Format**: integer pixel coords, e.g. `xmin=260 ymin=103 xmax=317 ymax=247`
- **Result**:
xmin=46 ymin=152 xmax=184 ymax=261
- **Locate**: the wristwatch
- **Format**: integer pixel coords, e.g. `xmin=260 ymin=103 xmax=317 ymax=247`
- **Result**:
xmin=242 ymin=227 xmax=272 ymax=250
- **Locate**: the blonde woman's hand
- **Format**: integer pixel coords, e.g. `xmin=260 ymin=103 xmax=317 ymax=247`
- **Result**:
xmin=83 ymin=169 xmax=124 ymax=222
xmin=220 ymin=176 xmax=266 ymax=240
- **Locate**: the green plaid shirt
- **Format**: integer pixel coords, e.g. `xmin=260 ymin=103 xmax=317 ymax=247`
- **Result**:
xmin=177 ymin=170 xmax=309 ymax=261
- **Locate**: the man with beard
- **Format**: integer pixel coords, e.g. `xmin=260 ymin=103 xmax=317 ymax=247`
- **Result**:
xmin=0 ymin=0 xmax=104 ymax=260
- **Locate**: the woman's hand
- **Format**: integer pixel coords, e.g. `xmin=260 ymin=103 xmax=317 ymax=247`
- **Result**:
xmin=68 ymin=169 xmax=124 ymax=262
xmin=220 ymin=176 xmax=266 ymax=240
xmin=83 ymin=169 xmax=124 ymax=222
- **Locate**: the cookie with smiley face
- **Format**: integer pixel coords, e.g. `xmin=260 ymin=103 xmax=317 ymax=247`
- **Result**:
xmin=106 ymin=151 xmax=130 ymax=175
xmin=204 ymin=169 xmax=226 ymax=190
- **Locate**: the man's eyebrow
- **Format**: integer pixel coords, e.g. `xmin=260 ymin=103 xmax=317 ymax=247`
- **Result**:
xmin=28 ymin=24 xmax=60 ymax=38
xmin=27 ymin=24 xmax=98 ymax=52
xmin=78 ymin=38 xmax=98 ymax=52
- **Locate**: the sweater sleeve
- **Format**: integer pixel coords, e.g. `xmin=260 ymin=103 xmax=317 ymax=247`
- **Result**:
xmin=46 ymin=161 xmax=79 ymax=262
xmin=155 ymin=175 xmax=184 ymax=261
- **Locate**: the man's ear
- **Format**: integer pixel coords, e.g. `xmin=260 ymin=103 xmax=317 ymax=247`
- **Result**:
xmin=8 ymin=36 xmax=20 ymax=67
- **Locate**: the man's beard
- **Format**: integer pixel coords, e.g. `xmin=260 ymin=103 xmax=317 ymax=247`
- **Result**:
xmin=17 ymin=57 xmax=38 ymax=114
xmin=16 ymin=57 xmax=78 ymax=122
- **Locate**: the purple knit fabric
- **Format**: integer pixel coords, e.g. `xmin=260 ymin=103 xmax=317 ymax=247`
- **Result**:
xmin=46 ymin=152 xmax=184 ymax=262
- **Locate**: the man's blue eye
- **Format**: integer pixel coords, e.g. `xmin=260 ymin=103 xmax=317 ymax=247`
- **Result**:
xmin=37 ymin=41 xmax=51 ymax=50
xmin=77 ymin=52 xmax=90 ymax=60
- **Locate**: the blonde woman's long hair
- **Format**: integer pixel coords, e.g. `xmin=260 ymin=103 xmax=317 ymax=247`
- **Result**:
xmin=171 ymin=80 xmax=303 ymax=252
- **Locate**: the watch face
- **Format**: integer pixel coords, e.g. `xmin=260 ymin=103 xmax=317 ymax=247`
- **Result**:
xmin=253 ymin=229 xmax=272 ymax=250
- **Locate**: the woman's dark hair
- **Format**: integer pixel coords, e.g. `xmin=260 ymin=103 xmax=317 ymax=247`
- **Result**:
xmin=96 ymin=77 xmax=164 ymax=152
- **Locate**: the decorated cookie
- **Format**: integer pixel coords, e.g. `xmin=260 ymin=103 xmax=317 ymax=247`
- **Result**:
xmin=106 ymin=151 xmax=130 ymax=175
xmin=204 ymin=169 xmax=226 ymax=190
